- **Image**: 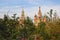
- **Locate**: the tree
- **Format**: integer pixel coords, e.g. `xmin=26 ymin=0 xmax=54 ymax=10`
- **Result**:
xmin=47 ymin=9 xmax=53 ymax=21
xmin=19 ymin=17 xmax=35 ymax=40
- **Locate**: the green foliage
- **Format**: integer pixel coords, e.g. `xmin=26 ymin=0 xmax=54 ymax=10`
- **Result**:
xmin=47 ymin=9 xmax=53 ymax=21
xmin=0 ymin=12 xmax=60 ymax=40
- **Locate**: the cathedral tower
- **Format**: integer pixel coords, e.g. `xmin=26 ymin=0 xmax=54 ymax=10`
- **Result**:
xmin=34 ymin=6 xmax=42 ymax=27
xmin=19 ymin=8 xmax=25 ymax=25
xmin=37 ymin=7 xmax=42 ymax=23
xmin=43 ymin=13 xmax=47 ymax=22
xmin=34 ymin=15 xmax=38 ymax=26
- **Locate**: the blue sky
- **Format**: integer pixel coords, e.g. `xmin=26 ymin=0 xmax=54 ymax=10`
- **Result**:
xmin=0 ymin=0 xmax=60 ymax=18
xmin=0 ymin=0 xmax=60 ymax=7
